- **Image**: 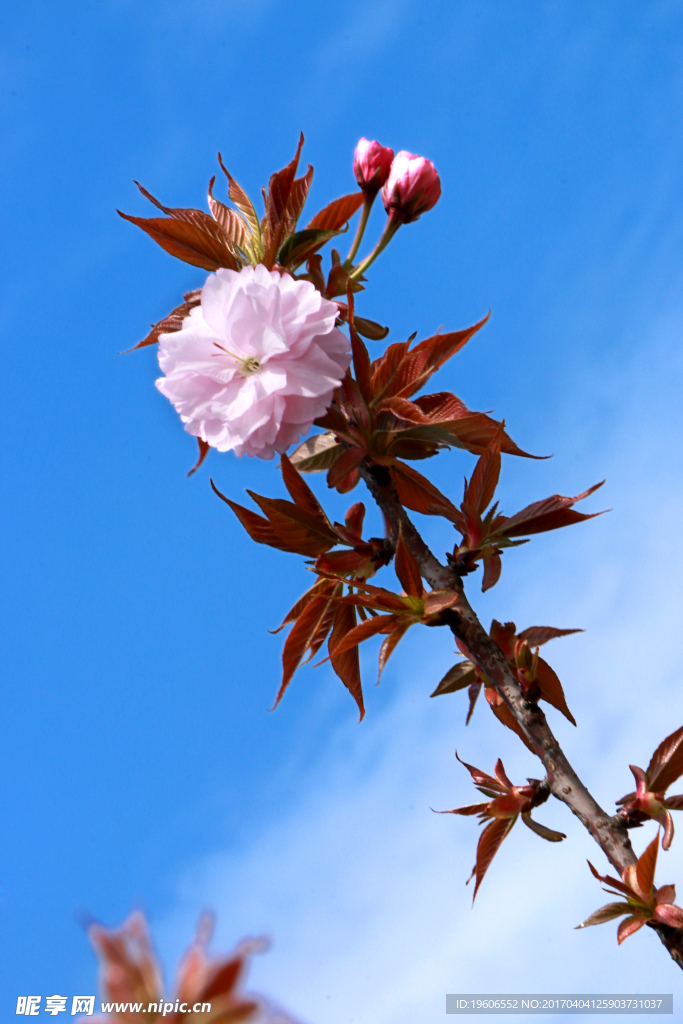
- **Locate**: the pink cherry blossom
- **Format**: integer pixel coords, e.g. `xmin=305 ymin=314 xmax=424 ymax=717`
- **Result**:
xmin=382 ymin=150 xmax=441 ymax=223
xmin=156 ymin=265 xmax=351 ymax=459
xmin=353 ymin=137 xmax=394 ymax=192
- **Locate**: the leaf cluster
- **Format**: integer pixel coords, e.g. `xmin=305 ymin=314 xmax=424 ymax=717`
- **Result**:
xmin=439 ymin=755 xmax=565 ymax=902
xmin=431 ymin=621 xmax=579 ymax=750
xmin=577 ymin=834 xmax=683 ymax=943
xmin=615 ymin=726 xmax=683 ymax=849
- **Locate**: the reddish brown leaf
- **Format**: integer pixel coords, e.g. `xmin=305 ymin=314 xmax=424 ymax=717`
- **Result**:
xmin=465 ymin=423 xmax=504 ymax=514
xmin=405 ymin=315 xmax=490 ymax=396
xmin=521 ymin=813 xmax=566 ymax=841
xmin=125 ymin=289 xmax=202 ymax=352
xmin=335 ymin=467 xmax=362 ymax=494
xmin=118 ymin=210 xmax=239 ymax=271
xmin=263 ymin=134 xmax=305 ymax=265
xmin=653 ymin=903 xmax=683 ymax=928
xmin=422 ymin=590 xmax=459 ymax=618
xmin=390 ymin=462 xmax=458 ymax=517
xmin=217 ymin=154 xmax=261 ymax=241
xmin=274 ymin=596 xmax=334 ymax=707
xmin=466 ymin=680 xmax=483 ymax=724
xmin=617 ymin=916 xmax=646 ymax=944
xmin=376 ymin=396 xmax=430 ymax=423
xmin=430 ymin=661 xmax=478 ymax=697
xmin=347 ymin=288 xmax=373 ymax=404
xmin=329 ymin=602 xmax=365 ymax=719
xmin=455 ymin=753 xmax=507 ymax=794
xmin=575 ymin=902 xmax=635 ymax=929
xmin=327 ymin=447 xmax=366 ymax=490
xmin=207 ymin=176 xmax=251 ymax=253
xmin=187 ymin=438 xmax=210 ymax=478
xmin=354 ymin=316 xmax=389 ymax=341
xmin=210 ymin=481 xmax=301 ymax=553
xmin=287 ymin=165 xmax=314 ymax=224
xmin=267 ymin=133 xmax=305 ymax=225
xmin=535 ymin=657 xmax=577 ymax=726
xmin=493 ymin=759 xmax=514 ymax=789
xmin=272 ymin=578 xmax=338 ymax=632
xmin=481 ymin=552 xmax=502 ymax=592
xmin=304 ymin=583 xmax=343 ymax=663
xmin=279 ymin=454 xmax=330 ymax=523
xmin=290 ymin=432 xmax=343 ymax=474
xmin=307 ymin=191 xmax=365 ymax=231
xmin=517 ymin=626 xmax=583 ymax=646
xmin=378 ymin=622 xmax=411 ymax=680
xmin=491 ymin=482 xmax=605 ymax=540
xmin=469 ymin=816 xmax=516 ymax=903
xmin=636 ymin=834 xmax=659 ymax=898
xmin=246 ymin=492 xmax=337 ymax=555
xmin=438 ymin=802 xmax=489 ymax=817
xmin=394 ymin=530 xmax=423 ymax=598
xmin=329 ymin=613 xmax=397 ymax=656
xmin=646 ymin=726 xmax=683 ymax=793
xmin=370 ymin=338 xmax=413 ymax=398
xmin=344 ymin=502 xmax=365 ymax=538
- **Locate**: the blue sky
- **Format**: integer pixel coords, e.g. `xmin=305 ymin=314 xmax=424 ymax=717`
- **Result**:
xmin=2 ymin=0 xmax=683 ymax=1019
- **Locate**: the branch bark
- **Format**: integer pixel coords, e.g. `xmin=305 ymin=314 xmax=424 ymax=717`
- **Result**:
xmin=358 ymin=460 xmax=683 ymax=968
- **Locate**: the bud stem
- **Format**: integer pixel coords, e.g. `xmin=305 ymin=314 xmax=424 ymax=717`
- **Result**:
xmin=344 ymin=194 xmax=376 ymax=268
xmin=348 ymin=215 xmax=402 ymax=281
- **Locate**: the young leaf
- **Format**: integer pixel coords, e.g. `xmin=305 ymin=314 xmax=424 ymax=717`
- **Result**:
xmin=575 ymin=902 xmax=635 ymax=929
xmin=393 ymin=530 xmax=423 ymax=598
xmin=207 ymin=176 xmax=251 ymax=254
xmin=490 ymin=482 xmax=605 ymax=540
xmin=307 ymin=192 xmax=365 ymax=231
xmin=464 ymin=422 xmax=504 ymax=514
xmin=468 ymin=816 xmax=516 ymax=903
xmin=327 ymin=447 xmax=366 ymax=490
xmin=118 ymin=210 xmax=241 ymax=271
xmin=645 ymin=725 xmax=683 ymax=793
xmin=274 ymin=595 xmax=334 ymax=707
xmin=329 ymin=602 xmax=365 ymax=720
xmin=278 ymin=227 xmax=345 ymax=269
xmin=279 ymin=454 xmax=329 ymax=522
xmin=390 ymin=462 xmax=460 ymax=519
xmin=187 ymin=439 xmax=210 ymax=478
xmin=210 ymin=481 xmax=301 ymax=553
xmin=378 ymin=622 xmax=411 ymax=680
xmin=430 ymin=661 xmax=478 ymax=697
xmin=636 ymin=833 xmax=659 ymax=899
xmin=520 ymin=813 xmax=566 ymax=841
xmin=246 ymin=492 xmax=337 ymax=555
xmin=125 ymin=289 xmax=202 ymax=352
xmin=217 ymin=153 xmax=261 ymax=241
xmin=290 ymin=432 xmax=343 ymax=473
xmin=517 ymin=626 xmax=583 ymax=646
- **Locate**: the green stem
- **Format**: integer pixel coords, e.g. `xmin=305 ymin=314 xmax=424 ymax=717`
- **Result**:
xmin=348 ymin=216 xmax=402 ymax=281
xmin=344 ymin=195 xmax=375 ymax=268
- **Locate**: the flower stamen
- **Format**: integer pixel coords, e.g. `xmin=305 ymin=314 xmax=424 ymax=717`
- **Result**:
xmin=212 ymin=341 xmax=261 ymax=375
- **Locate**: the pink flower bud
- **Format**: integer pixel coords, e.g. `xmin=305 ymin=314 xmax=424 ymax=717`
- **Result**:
xmin=382 ymin=151 xmax=441 ymax=223
xmin=353 ymin=138 xmax=394 ymax=192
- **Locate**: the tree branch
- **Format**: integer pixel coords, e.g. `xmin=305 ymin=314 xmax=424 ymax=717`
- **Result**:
xmin=358 ymin=460 xmax=683 ymax=968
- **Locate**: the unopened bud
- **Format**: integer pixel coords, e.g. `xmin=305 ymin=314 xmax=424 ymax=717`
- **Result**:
xmin=354 ymin=138 xmax=394 ymax=193
xmin=382 ymin=151 xmax=441 ymax=223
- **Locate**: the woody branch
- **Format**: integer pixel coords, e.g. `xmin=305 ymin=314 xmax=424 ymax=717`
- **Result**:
xmin=358 ymin=459 xmax=683 ymax=968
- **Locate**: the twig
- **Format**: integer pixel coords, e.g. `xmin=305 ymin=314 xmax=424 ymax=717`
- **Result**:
xmin=358 ymin=460 xmax=683 ymax=968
